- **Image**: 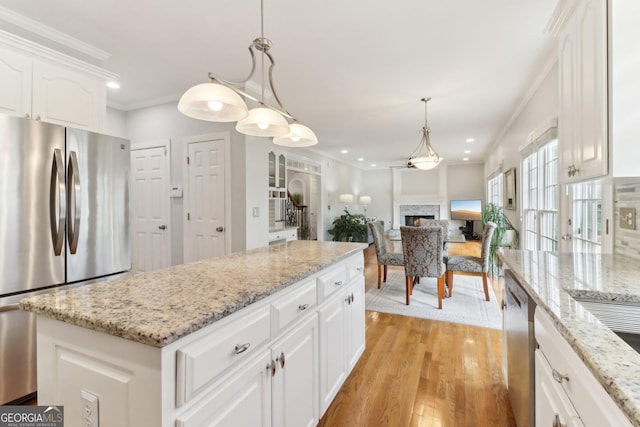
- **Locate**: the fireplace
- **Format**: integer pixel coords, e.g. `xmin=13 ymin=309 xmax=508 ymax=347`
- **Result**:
xmin=397 ymin=204 xmax=440 ymax=228
xmin=405 ymin=215 xmax=436 ymax=226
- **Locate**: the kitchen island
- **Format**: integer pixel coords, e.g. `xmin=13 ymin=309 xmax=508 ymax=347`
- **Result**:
xmin=21 ymin=240 xmax=367 ymax=427
xmin=500 ymin=250 xmax=640 ymax=427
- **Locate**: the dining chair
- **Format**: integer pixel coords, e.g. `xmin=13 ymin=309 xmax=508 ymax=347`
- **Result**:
xmin=368 ymin=220 xmax=404 ymax=288
xmin=400 ymin=225 xmax=446 ymax=308
xmin=417 ymin=218 xmax=450 ymax=263
xmin=445 ymin=221 xmax=497 ymax=301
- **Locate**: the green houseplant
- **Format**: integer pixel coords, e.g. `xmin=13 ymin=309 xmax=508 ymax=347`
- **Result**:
xmin=481 ymin=202 xmax=519 ymax=264
xmin=327 ymin=209 xmax=367 ymax=242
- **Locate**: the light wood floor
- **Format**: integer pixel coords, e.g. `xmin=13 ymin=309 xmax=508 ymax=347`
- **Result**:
xmin=318 ymin=242 xmax=515 ymax=427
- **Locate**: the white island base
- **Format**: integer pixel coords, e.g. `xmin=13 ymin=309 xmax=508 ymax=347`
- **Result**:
xmin=28 ymin=243 xmax=366 ymax=427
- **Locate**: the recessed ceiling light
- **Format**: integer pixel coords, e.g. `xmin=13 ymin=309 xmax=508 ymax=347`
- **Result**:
xmin=340 ymin=149 xmax=348 ymax=154
xmin=357 ymin=157 xmax=364 ymax=162
xmin=464 ymin=150 xmax=471 ymax=154
xmin=466 ymin=138 xmax=474 ymax=143
xmin=463 ymin=157 xmax=469 ymax=161
xmin=371 ymin=163 xmax=377 ymax=167
xmin=106 ymin=81 xmax=120 ymax=89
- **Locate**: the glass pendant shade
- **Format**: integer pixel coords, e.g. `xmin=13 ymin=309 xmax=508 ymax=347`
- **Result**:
xmin=235 ymin=105 xmax=290 ymax=137
xmin=178 ymin=82 xmax=249 ymax=122
xmin=273 ymin=122 xmax=318 ymax=147
xmin=408 ymin=128 xmax=440 ymax=170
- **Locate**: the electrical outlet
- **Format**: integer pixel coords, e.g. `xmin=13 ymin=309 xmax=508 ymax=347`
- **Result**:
xmin=620 ymin=207 xmax=636 ymax=230
xmin=81 ymin=390 xmax=99 ymax=427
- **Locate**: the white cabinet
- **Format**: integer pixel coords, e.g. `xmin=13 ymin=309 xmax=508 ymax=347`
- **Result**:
xmin=534 ymin=308 xmax=632 ymax=427
xmin=0 ymin=32 xmax=111 ymax=132
xmin=535 ymin=350 xmax=584 ymax=427
xmin=271 ymin=313 xmax=319 ymax=427
xmin=0 ymin=46 xmax=32 ymax=118
xmin=610 ymin=0 xmax=640 ymax=177
xmin=556 ymin=0 xmax=608 ymax=183
xmin=176 ymin=350 xmax=272 ymax=427
xmin=268 ymin=151 xmax=287 ymax=191
xmin=318 ymin=272 xmax=365 ymax=414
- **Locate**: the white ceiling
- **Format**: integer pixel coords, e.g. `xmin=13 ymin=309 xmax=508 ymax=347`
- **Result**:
xmin=0 ymin=0 xmax=559 ymax=169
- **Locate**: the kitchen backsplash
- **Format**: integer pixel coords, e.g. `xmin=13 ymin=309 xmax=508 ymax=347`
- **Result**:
xmin=614 ymin=178 xmax=640 ymax=260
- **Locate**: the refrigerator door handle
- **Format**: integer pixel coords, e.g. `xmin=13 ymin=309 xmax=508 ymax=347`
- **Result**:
xmin=67 ymin=150 xmax=81 ymax=254
xmin=49 ymin=148 xmax=66 ymax=256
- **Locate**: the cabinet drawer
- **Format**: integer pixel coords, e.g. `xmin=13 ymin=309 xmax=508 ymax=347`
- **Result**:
xmin=317 ymin=264 xmax=348 ymax=301
xmin=345 ymin=255 xmax=364 ymax=281
xmin=176 ymin=306 xmax=271 ymax=406
xmin=272 ymin=280 xmax=316 ymax=335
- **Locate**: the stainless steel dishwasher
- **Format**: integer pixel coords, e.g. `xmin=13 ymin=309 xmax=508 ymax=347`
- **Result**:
xmin=505 ymin=269 xmax=536 ymax=427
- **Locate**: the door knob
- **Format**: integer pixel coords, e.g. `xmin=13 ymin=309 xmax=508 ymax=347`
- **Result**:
xmin=158 ymin=224 xmax=167 ymax=230
xmin=216 ymin=226 xmax=224 ymax=232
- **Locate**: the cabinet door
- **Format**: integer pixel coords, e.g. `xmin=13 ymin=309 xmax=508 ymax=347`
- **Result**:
xmin=176 ymin=350 xmax=272 ymax=427
xmin=0 ymin=47 xmax=32 ymax=118
xmin=278 ymin=154 xmax=286 ymax=189
xmin=271 ymin=313 xmax=319 ymax=427
xmin=346 ymin=277 xmax=365 ymax=371
xmin=558 ymin=22 xmax=577 ymax=183
xmin=574 ymin=0 xmax=608 ymax=181
xmin=318 ymin=290 xmax=348 ymax=414
xmin=535 ymin=350 xmax=584 ymax=427
xmin=268 ymin=151 xmax=276 ymax=188
xmin=32 ymin=61 xmax=105 ymax=131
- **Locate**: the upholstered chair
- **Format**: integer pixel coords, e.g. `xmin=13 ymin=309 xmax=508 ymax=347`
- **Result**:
xmin=417 ymin=218 xmax=450 ymax=263
xmin=400 ymin=225 xmax=446 ymax=308
xmin=368 ymin=221 xmax=404 ymax=288
xmin=445 ymin=222 xmax=497 ymax=301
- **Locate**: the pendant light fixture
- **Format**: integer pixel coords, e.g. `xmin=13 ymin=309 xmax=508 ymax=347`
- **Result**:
xmin=407 ymin=97 xmax=441 ymax=170
xmin=178 ymin=0 xmax=318 ymax=145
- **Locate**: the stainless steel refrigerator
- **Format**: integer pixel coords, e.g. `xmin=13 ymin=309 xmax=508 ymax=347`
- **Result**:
xmin=0 ymin=115 xmax=131 ymax=404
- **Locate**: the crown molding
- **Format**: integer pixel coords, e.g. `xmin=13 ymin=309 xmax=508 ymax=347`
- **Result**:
xmin=545 ymin=0 xmax=581 ymax=35
xmin=0 ymin=6 xmax=110 ymax=62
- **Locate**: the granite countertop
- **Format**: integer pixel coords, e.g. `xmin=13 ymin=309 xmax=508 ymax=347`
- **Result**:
xmin=20 ymin=241 xmax=367 ymax=348
xmin=499 ymin=250 xmax=640 ymax=426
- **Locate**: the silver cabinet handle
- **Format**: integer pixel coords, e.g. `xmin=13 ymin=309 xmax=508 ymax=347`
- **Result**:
xmin=234 ymin=343 xmax=250 ymax=354
xmin=334 ymin=280 xmax=343 ymax=287
xmin=216 ymin=226 xmax=224 ymax=232
xmin=67 ymin=151 xmax=81 ymax=254
xmin=298 ymin=303 xmax=309 ymax=311
xmin=551 ymin=368 xmax=569 ymax=384
xmin=268 ymin=359 xmax=276 ymax=376
xmin=35 ymin=115 xmax=41 ymax=121
xmin=50 ymin=148 xmax=66 ymax=256
xmin=158 ymin=225 xmax=167 ymax=230
xmin=567 ymin=164 xmax=579 ymax=178
xmin=276 ymin=352 xmax=285 ymax=368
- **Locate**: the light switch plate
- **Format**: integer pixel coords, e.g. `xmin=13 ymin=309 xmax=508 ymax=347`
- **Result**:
xmin=252 ymin=207 xmax=259 ymax=218
xmin=620 ymin=207 xmax=636 ymax=230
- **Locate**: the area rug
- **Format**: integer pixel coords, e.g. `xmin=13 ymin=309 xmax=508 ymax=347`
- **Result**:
xmin=365 ymin=269 xmax=502 ymax=329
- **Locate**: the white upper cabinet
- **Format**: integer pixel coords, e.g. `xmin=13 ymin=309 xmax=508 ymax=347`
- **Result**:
xmin=555 ymin=0 xmax=608 ymax=183
xmin=0 ymin=31 xmax=114 ymax=132
xmin=0 ymin=46 xmax=32 ymax=118
xmin=32 ymin=61 xmax=106 ymax=130
xmin=610 ymin=0 xmax=640 ymax=177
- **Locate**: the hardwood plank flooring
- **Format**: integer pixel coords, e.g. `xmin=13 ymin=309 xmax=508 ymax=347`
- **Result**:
xmin=318 ymin=242 xmax=515 ymax=427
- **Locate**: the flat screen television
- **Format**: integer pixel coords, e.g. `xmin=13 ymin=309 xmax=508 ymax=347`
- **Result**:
xmin=450 ymin=199 xmax=482 ymax=221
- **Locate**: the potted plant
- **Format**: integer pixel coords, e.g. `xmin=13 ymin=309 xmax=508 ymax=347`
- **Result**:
xmin=481 ymin=202 xmax=519 ymax=264
xmin=327 ymin=209 xmax=367 ymax=242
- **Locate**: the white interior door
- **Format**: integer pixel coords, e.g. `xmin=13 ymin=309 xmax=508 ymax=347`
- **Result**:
xmin=131 ymin=142 xmax=171 ymax=272
xmin=184 ymin=135 xmax=227 ymax=263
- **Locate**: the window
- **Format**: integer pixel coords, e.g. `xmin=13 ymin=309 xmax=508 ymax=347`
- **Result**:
xmin=572 ymin=181 xmax=602 ymax=253
xmin=521 ymin=137 xmax=559 ymax=251
xmin=487 ymin=173 xmax=503 ymax=208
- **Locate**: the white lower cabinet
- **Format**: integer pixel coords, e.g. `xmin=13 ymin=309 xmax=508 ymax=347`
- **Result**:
xmin=534 ymin=308 xmax=632 ymax=427
xmin=272 ymin=313 xmax=319 ymax=427
xmin=535 ymin=350 xmax=584 ymax=427
xmin=176 ymin=350 xmax=272 ymax=427
xmin=318 ymin=275 xmax=365 ymax=414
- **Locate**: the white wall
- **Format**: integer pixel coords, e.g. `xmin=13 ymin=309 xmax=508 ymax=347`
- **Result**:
xmin=105 ymin=107 xmax=127 ymax=138
xmin=361 ymin=169 xmax=393 ymax=228
xmin=484 ymin=60 xmax=559 ymax=234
